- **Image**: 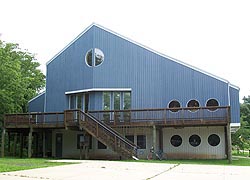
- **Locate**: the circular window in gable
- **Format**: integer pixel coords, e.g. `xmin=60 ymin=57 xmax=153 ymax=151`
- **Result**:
xmin=189 ymin=134 xmax=201 ymax=147
xmin=206 ymin=99 xmax=219 ymax=111
xmin=208 ymin=134 xmax=220 ymax=146
xmin=168 ymin=100 xmax=181 ymax=112
xmin=170 ymin=135 xmax=182 ymax=147
xmin=187 ymin=99 xmax=200 ymax=112
xmin=85 ymin=48 xmax=104 ymax=67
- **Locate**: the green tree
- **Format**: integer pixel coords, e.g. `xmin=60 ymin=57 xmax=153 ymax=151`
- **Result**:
xmin=0 ymin=40 xmax=45 ymax=124
xmin=232 ymin=95 xmax=250 ymax=150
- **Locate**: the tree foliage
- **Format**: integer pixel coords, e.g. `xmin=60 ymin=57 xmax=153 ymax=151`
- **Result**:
xmin=232 ymin=96 xmax=250 ymax=149
xmin=0 ymin=40 xmax=45 ymax=123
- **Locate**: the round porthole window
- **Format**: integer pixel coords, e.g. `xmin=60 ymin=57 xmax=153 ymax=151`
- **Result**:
xmin=189 ymin=134 xmax=201 ymax=147
xmin=168 ymin=100 xmax=181 ymax=112
xmin=85 ymin=48 xmax=104 ymax=67
xmin=206 ymin=99 xmax=219 ymax=111
xmin=208 ymin=134 xmax=220 ymax=146
xmin=170 ymin=135 xmax=182 ymax=147
xmin=187 ymin=100 xmax=199 ymax=112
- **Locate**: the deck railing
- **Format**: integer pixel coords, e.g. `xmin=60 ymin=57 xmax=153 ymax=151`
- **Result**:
xmin=4 ymin=112 xmax=64 ymax=128
xmin=89 ymin=106 xmax=230 ymax=126
xmin=4 ymin=106 xmax=230 ymax=128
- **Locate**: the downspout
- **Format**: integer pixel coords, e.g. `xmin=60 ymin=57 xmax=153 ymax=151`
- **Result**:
xmin=227 ymin=81 xmax=231 ymax=106
xmin=227 ymin=81 xmax=232 ymax=164
xmin=44 ymin=66 xmax=48 ymax=113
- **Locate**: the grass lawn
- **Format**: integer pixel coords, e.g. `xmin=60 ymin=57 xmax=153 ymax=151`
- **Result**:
xmin=0 ymin=158 xmax=73 ymax=173
xmin=127 ymin=156 xmax=250 ymax=166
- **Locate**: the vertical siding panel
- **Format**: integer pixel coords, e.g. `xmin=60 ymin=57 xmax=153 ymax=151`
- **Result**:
xmin=230 ymin=87 xmax=240 ymax=123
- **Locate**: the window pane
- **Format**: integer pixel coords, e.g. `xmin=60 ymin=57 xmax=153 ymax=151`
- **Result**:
xmin=84 ymin=93 xmax=89 ymax=112
xmin=168 ymin=100 xmax=181 ymax=112
xmin=70 ymin=95 xmax=76 ymax=109
xmin=208 ymin=134 xmax=220 ymax=146
xmin=77 ymin=95 xmax=82 ymax=109
xmin=86 ymin=49 xmax=93 ymax=66
xmin=170 ymin=135 xmax=182 ymax=147
xmin=114 ymin=92 xmax=121 ymax=110
xmin=98 ymin=141 xmax=107 ymax=149
xmin=187 ymin=100 xmax=200 ymax=112
xmin=94 ymin=48 xmax=104 ymax=66
xmin=103 ymin=92 xmax=111 ymax=110
xmin=206 ymin=99 xmax=219 ymax=111
xmin=125 ymin=135 xmax=134 ymax=143
xmin=123 ymin=92 xmax=131 ymax=110
xmin=189 ymin=134 xmax=201 ymax=147
xmin=137 ymin=135 xmax=146 ymax=149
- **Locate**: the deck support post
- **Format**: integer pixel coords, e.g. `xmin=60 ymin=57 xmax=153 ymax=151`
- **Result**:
xmin=227 ymin=123 xmax=232 ymax=164
xmin=19 ymin=133 xmax=23 ymax=158
xmin=28 ymin=127 xmax=33 ymax=158
xmin=1 ymin=128 xmax=6 ymax=158
xmin=8 ymin=132 xmax=11 ymax=154
xmin=13 ymin=133 xmax=17 ymax=156
xmin=152 ymin=125 xmax=157 ymax=154
xmin=43 ymin=131 xmax=46 ymax=157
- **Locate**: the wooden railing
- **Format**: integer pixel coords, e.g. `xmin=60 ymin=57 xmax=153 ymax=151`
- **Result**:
xmin=64 ymin=110 xmax=138 ymax=158
xmin=4 ymin=106 xmax=230 ymax=128
xmin=4 ymin=112 xmax=64 ymax=128
xmin=89 ymin=106 xmax=230 ymax=126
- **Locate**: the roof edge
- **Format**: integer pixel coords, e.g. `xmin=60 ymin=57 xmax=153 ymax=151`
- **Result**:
xmin=28 ymin=91 xmax=45 ymax=103
xmin=46 ymin=23 xmax=96 ymax=66
xmin=65 ymin=88 xmax=132 ymax=95
xmin=229 ymin=83 xmax=240 ymax=90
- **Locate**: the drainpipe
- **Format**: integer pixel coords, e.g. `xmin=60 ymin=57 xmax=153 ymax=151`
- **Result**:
xmin=227 ymin=81 xmax=231 ymax=106
xmin=227 ymin=81 xmax=232 ymax=164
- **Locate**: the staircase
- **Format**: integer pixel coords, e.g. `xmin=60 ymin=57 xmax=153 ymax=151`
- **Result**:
xmin=64 ymin=110 xmax=138 ymax=159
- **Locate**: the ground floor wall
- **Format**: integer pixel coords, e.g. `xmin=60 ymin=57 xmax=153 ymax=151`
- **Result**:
xmin=50 ymin=126 xmax=226 ymax=160
xmin=163 ymin=126 xmax=226 ymax=159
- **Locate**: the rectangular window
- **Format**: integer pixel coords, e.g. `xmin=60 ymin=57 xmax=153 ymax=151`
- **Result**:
xmin=114 ymin=92 xmax=121 ymax=110
xmin=97 ymin=141 xmax=107 ymax=149
xmin=137 ymin=135 xmax=146 ymax=149
xmin=84 ymin=93 xmax=89 ymax=112
xmin=77 ymin=134 xmax=92 ymax=149
xmin=70 ymin=95 xmax=76 ymax=109
xmin=125 ymin=135 xmax=134 ymax=143
xmin=77 ymin=95 xmax=82 ymax=110
xmin=103 ymin=92 xmax=111 ymax=110
xmin=123 ymin=92 xmax=131 ymax=110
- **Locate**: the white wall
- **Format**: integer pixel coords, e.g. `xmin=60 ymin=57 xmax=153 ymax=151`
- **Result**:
xmin=162 ymin=126 xmax=226 ymax=159
xmin=51 ymin=126 xmax=226 ymax=159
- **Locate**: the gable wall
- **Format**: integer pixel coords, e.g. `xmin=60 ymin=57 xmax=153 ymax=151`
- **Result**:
xmin=92 ymin=26 xmax=229 ymax=109
xmin=45 ymin=28 xmax=94 ymax=112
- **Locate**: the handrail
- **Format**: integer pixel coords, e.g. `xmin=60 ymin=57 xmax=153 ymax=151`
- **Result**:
xmin=77 ymin=110 xmax=138 ymax=150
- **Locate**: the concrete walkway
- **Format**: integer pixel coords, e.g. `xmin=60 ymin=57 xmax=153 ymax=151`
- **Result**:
xmin=0 ymin=160 xmax=250 ymax=180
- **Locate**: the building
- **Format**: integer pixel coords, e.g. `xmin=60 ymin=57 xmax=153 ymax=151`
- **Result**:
xmin=2 ymin=24 xmax=240 ymax=161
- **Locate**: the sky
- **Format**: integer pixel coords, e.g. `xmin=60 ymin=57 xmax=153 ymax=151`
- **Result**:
xmin=1 ymin=0 xmax=249 ymax=100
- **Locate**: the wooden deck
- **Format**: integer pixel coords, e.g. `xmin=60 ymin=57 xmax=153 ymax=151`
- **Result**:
xmin=4 ymin=106 xmax=230 ymax=129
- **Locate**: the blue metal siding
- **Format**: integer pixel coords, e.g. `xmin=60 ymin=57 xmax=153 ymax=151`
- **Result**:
xmin=44 ymin=24 xmax=239 ymax=123
xmin=28 ymin=93 xmax=45 ymax=112
xmin=92 ymin=26 xmax=229 ymax=109
xmin=46 ymin=28 xmax=94 ymax=112
xmin=230 ymin=86 xmax=240 ymax=123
